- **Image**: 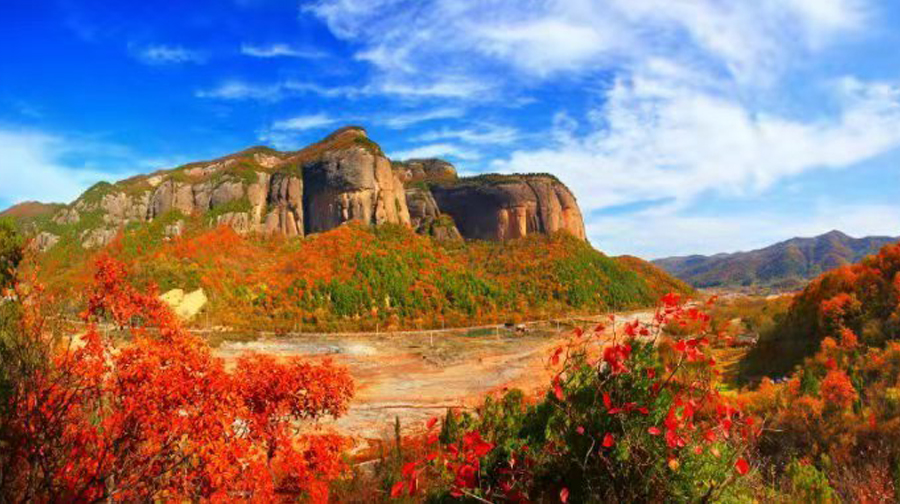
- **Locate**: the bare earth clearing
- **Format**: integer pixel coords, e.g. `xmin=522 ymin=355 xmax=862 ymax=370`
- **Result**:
xmin=213 ymin=310 xmax=658 ymax=453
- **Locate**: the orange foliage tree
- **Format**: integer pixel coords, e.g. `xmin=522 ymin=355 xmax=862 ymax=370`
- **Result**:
xmin=0 ymin=257 xmax=353 ymax=502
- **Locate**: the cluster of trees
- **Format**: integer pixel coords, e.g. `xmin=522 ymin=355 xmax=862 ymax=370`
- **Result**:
xmin=735 ymin=242 xmax=900 ymax=500
xmin=33 ymin=222 xmax=691 ymax=333
xmin=1 ymin=231 xmax=354 ymax=501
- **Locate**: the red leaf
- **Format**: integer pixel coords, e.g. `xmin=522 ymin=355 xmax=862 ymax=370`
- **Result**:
xmin=735 ymin=458 xmax=750 ymax=475
xmin=553 ymin=376 xmax=564 ymax=401
xmin=560 ymin=487 xmax=570 ymax=503
xmin=390 ymin=481 xmax=406 ymax=498
xmin=602 ymin=433 xmax=615 ymax=448
xmin=648 ymin=426 xmax=661 ymax=435
xmin=426 ymin=416 xmax=438 ymax=430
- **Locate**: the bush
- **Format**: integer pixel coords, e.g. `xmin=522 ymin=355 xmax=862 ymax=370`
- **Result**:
xmin=392 ymin=294 xmax=757 ymax=502
xmin=0 ymin=218 xmax=23 ymax=290
xmin=0 ymin=257 xmax=354 ymax=501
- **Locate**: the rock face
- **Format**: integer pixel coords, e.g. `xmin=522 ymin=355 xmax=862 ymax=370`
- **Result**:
xmin=303 ymin=129 xmax=410 ymax=233
xmin=430 ymin=175 xmax=586 ymax=241
xmin=13 ymin=126 xmax=587 ymax=249
xmin=262 ymin=173 xmax=304 ymax=237
xmin=393 ymin=158 xmax=458 ymax=184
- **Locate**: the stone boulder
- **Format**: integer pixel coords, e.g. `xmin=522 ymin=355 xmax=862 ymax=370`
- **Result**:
xmin=159 ymin=288 xmax=208 ymax=320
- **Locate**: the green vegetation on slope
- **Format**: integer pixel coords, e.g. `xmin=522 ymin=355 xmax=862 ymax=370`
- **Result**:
xmin=739 ymin=240 xmax=900 ymax=381
xmin=33 ymin=220 xmax=690 ymax=333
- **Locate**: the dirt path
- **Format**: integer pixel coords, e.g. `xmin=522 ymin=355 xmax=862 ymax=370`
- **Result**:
xmin=213 ymin=310 xmax=657 ymax=451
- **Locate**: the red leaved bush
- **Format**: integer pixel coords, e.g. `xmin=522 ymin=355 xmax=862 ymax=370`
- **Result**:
xmin=0 ymin=256 xmax=353 ymax=502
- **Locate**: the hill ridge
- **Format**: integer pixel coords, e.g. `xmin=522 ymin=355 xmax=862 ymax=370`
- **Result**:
xmin=653 ymin=230 xmax=900 ymax=289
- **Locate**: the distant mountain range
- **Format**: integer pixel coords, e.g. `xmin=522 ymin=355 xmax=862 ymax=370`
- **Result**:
xmin=653 ymin=230 xmax=899 ymax=289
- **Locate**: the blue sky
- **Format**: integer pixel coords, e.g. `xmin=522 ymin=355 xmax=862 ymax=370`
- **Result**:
xmin=2 ymin=0 xmax=900 ymax=258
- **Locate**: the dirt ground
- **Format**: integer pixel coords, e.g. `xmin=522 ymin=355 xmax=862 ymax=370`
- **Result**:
xmin=213 ymin=311 xmax=658 ymax=453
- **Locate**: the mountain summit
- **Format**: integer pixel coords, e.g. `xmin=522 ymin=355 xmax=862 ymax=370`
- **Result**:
xmin=653 ymin=231 xmax=899 ymax=289
xmin=4 ymin=126 xmax=586 ymax=251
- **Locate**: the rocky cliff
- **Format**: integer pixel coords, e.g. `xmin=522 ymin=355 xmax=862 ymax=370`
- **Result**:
xmin=429 ymin=174 xmax=586 ymax=241
xmin=10 ymin=127 xmax=586 ymax=250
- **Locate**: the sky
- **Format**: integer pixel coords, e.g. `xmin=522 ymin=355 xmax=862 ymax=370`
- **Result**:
xmin=2 ymin=0 xmax=900 ymax=259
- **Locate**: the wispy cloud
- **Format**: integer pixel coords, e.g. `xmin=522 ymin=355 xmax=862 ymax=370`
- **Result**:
xmin=415 ymin=124 xmax=520 ymax=145
xmin=0 ymin=127 xmax=161 ymax=207
xmin=135 ymin=45 xmax=205 ymax=65
xmin=196 ymin=77 xmax=489 ymax=102
xmin=258 ymin=113 xmax=337 ymax=149
xmin=382 ymin=108 xmax=465 ymax=129
xmin=270 ymin=113 xmax=336 ymax=131
xmin=493 ymin=67 xmax=900 ymax=214
xmin=240 ymin=43 xmax=327 ymax=59
xmin=390 ymin=143 xmax=481 ymax=162
xmin=196 ymin=80 xmax=360 ymax=101
xmin=309 ymin=0 xmax=868 ymax=87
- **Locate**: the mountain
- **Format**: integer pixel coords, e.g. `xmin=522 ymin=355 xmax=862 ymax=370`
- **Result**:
xmin=653 ymin=230 xmax=899 ymax=289
xmin=5 ymin=126 xmax=584 ymax=252
xmin=3 ymin=126 xmax=688 ymax=332
xmin=0 ymin=201 xmax=65 ymax=222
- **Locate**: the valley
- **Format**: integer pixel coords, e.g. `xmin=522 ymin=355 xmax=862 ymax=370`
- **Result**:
xmin=212 ymin=310 xmax=659 ymax=445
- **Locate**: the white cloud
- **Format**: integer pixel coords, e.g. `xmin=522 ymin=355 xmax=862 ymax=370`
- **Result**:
xmin=136 ymin=45 xmax=205 ymax=65
xmin=493 ymin=67 xmax=900 ymax=216
xmin=308 ymin=0 xmax=868 ymax=89
xmin=0 ymin=129 xmax=126 ymax=206
xmin=240 ymin=43 xmax=327 ymax=59
xmin=415 ymin=124 xmax=520 ymax=145
xmin=590 ymin=202 xmax=900 ymax=259
xmin=270 ymin=113 xmax=336 ymax=131
xmin=390 ymin=143 xmax=481 ymax=161
xmin=382 ymin=108 xmax=465 ymax=129
xmin=196 ymin=75 xmax=491 ymax=102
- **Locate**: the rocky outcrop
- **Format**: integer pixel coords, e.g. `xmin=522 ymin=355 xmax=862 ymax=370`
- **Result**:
xmin=150 ymin=180 xmax=194 ymax=218
xmin=32 ymin=232 xmax=60 ymax=252
xmin=303 ymin=129 xmax=410 ymax=233
xmin=405 ymin=186 xmax=441 ymax=230
xmin=53 ymin=208 xmax=80 ymax=225
xmin=100 ymin=192 xmax=150 ymax=225
xmin=263 ymin=173 xmax=303 ymax=236
xmin=216 ymin=212 xmax=252 ymax=235
xmin=160 ymin=288 xmax=208 ymax=320
xmin=431 ymin=175 xmax=586 ymax=241
xmin=393 ymin=158 xmax=458 ymax=184
xmin=81 ymin=228 xmax=118 ymax=249
xmin=14 ymin=126 xmax=587 ymax=250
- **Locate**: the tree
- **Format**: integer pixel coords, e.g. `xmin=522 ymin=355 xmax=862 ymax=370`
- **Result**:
xmin=0 ymin=218 xmax=22 ymax=290
xmin=0 ymin=256 xmax=354 ymax=502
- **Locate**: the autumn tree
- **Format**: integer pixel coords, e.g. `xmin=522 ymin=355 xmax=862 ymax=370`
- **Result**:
xmin=0 ymin=218 xmax=22 ymax=290
xmin=0 ymin=256 xmax=353 ymax=502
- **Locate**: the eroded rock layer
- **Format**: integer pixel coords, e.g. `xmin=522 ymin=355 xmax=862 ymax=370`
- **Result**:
xmin=430 ymin=175 xmax=586 ymax=241
xmin=14 ymin=127 xmax=587 ymax=249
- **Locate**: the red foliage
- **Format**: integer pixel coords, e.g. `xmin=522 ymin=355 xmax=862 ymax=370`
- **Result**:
xmin=820 ymin=369 xmax=857 ymax=410
xmin=4 ymin=256 xmax=353 ymax=501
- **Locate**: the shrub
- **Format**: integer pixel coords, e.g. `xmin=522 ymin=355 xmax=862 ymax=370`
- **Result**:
xmin=0 ymin=257 xmax=353 ymax=501
xmin=392 ymin=293 xmax=757 ymax=502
